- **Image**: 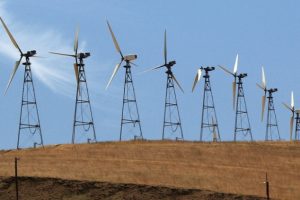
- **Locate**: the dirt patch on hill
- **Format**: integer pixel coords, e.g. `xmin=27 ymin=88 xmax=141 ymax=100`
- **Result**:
xmin=0 ymin=176 xmax=268 ymax=200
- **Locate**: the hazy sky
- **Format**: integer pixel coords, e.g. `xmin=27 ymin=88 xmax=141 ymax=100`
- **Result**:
xmin=0 ymin=0 xmax=300 ymax=149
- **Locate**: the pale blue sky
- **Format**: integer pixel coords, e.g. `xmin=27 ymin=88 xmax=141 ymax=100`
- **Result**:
xmin=0 ymin=0 xmax=300 ymax=149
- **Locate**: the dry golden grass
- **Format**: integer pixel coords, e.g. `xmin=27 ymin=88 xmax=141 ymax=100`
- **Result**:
xmin=0 ymin=141 xmax=299 ymax=200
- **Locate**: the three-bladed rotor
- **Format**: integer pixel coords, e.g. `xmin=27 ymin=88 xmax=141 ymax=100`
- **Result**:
xmin=256 ymin=66 xmax=278 ymax=122
xmin=283 ymin=91 xmax=298 ymax=141
xmin=143 ymin=30 xmax=184 ymax=93
xmin=218 ymin=54 xmax=242 ymax=110
xmin=191 ymin=66 xmax=215 ymax=92
xmin=105 ymin=21 xmax=138 ymax=90
xmin=0 ymin=17 xmax=38 ymax=94
xmin=49 ymin=27 xmax=90 ymax=84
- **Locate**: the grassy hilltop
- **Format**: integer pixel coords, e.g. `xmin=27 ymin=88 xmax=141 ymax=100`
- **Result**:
xmin=0 ymin=141 xmax=299 ymax=199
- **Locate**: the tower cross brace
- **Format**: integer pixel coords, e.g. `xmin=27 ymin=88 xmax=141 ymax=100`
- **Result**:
xmin=162 ymin=69 xmax=183 ymax=140
xmin=234 ymin=75 xmax=253 ymax=141
xmin=200 ymin=67 xmax=221 ymax=142
xmin=18 ymin=56 xmax=43 ymax=149
xmin=295 ymin=112 xmax=300 ymax=141
xmin=72 ymin=57 xmax=96 ymax=144
xmin=120 ymin=62 xmax=143 ymax=141
xmin=265 ymin=89 xmax=280 ymax=141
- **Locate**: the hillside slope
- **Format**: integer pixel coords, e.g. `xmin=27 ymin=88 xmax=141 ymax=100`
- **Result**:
xmin=0 ymin=176 xmax=267 ymax=200
xmin=0 ymin=141 xmax=299 ymax=199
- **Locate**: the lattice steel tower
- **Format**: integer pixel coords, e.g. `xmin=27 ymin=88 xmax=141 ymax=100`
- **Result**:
xmin=162 ymin=66 xmax=184 ymax=140
xmin=106 ymin=21 xmax=143 ymax=141
xmin=234 ymin=74 xmax=253 ymax=141
xmin=119 ymin=61 xmax=143 ymax=141
xmin=72 ymin=53 xmax=96 ymax=144
xmin=219 ymin=54 xmax=252 ymax=141
xmin=145 ymin=30 xmax=184 ymax=140
xmin=192 ymin=66 xmax=220 ymax=141
xmin=264 ymin=90 xmax=280 ymax=140
xmin=257 ymin=67 xmax=280 ymax=141
xmin=295 ymin=112 xmax=300 ymax=141
xmin=0 ymin=17 xmax=43 ymax=149
xmin=50 ymin=28 xmax=96 ymax=144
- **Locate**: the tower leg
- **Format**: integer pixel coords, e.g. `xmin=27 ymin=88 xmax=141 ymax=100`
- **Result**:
xmin=234 ymin=81 xmax=252 ymax=141
xmin=162 ymin=73 xmax=183 ymax=140
xmin=72 ymin=60 xmax=96 ymax=144
xmin=17 ymin=61 xmax=43 ymax=149
xmin=265 ymin=96 xmax=280 ymax=141
xmin=295 ymin=114 xmax=300 ymax=141
xmin=120 ymin=65 xmax=143 ymax=141
xmin=200 ymin=75 xmax=220 ymax=141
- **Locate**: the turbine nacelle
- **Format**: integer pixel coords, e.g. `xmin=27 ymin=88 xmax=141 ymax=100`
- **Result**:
xmin=201 ymin=66 xmax=215 ymax=72
xmin=268 ymin=88 xmax=278 ymax=93
xmin=23 ymin=50 xmax=36 ymax=58
xmin=124 ymin=54 xmax=137 ymax=62
xmin=166 ymin=60 xmax=176 ymax=67
xmin=77 ymin=52 xmax=90 ymax=59
xmin=238 ymin=73 xmax=247 ymax=78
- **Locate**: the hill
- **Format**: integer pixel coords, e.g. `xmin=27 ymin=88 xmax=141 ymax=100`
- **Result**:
xmin=0 ymin=141 xmax=299 ymax=199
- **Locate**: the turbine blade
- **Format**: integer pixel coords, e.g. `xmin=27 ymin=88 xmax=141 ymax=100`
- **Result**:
xmin=282 ymin=102 xmax=293 ymax=112
xmin=171 ymin=73 xmax=184 ymax=93
xmin=256 ymin=83 xmax=265 ymax=91
xmin=261 ymin=95 xmax=266 ymax=121
xmin=74 ymin=27 xmax=79 ymax=55
xmin=49 ymin=52 xmax=75 ymax=57
xmin=218 ymin=65 xmax=234 ymax=76
xmin=138 ymin=64 xmax=164 ymax=75
xmin=105 ymin=61 xmax=123 ymax=90
xmin=262 ymin=66 xmax=266 ymax=89
xmin=232 ymin=81 xmax=236 ymax=110
xmin=74 ymin=63 xmax=79 ymax=84
xmin=290 ymin=116 xmax=294 ymax=141
xmin=4 ymin=56 xmax=22 ymax=94
xmin=0 ymin=17 xmax=22 ymax=54
xmin=107 ymin=21 xmax=123 ymax=58
xmin=233 ymin=54 xmax=238 ymax=74
xmin=192 ymin=69 xmax=202 ymax=92
xmin=291 ymin=91 xmax=294 ymax=109
xmin=164 ymin=30 xmax=167 ymax=65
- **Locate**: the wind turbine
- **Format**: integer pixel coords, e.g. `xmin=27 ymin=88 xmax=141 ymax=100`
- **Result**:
xmin=106 ymin=21 xmax=143 ymax=141
xmin=49 ymin=28 xmax=97 ymax=144
xmin=192 ymin=66 xmax=221 ymax=141
xmin=0 ymin=17 xmax=43 ymax=149
xmin=257 ymin=66 xmax=280 ymax=141
xmin=283 ymin=91 xmax=300 ymax=141
xmin=145 ymin=30 xmax=184 ymax=140
xmin=219 ymin=54 xmax=253 ymax=141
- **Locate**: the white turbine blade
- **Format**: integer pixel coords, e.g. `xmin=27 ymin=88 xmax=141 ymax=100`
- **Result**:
xmin=256 ymin=83 xmax=265 ymax=91
xmin=74 ymin=63 xmax=79 ymax=84
xmin=49 ymin=52 xmax=75 ymax=57
xmin=164 ymin=30 xmax=167 ymax=65
xmin=4 ymin=57 xmax=22 ymax=94
xmin=171 ymin=73 xmax=184 ymax=93
xmin=218 ymin=65 xmax=234 ymax=76
xmin=105 ymin=61 xmax=123 ymax=90
xmin=138 ymin=64 xmax=164 ymax=75
xmin=232 ymin=81 xmax=236 ymax=110
xmin=262 ymin=66 xmax=266 ymax=89
xmin=290 ymin=116 xmax=294 ymax=141
xmin=0 ymin=17 xmax=22 ymax=54
xmin=282 ymin=102 xmax=293 ymax=112
xmin=233 ymin=54 xmax=238 ymax=74
xmin=74 ymin=27 xmax=79 ymax=55
xmin=107 ymin=21 xmax=123 ymax=58
xmin=291 ymin=91 xmax=294 ymax=109
xmin=261 ymin=95 xmax=266 ymax=121
xmin=192 ymin=69 xmax=202 ymax=92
